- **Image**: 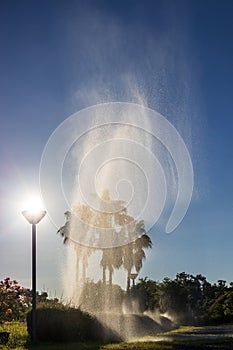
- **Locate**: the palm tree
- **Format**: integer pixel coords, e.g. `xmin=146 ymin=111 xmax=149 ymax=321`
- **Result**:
xmin=100 ymin=249 xmax=110 ymax=285
xmin=123 ymin=221 xmax=152 ymax=291
xmin=57 ymin=211 xmax=93 ymax=285
xmin=57 ymin=191 xmax=152 ymax=292
xmin=123 ymin=242 xmax=135 ymax=291
xmin=100 ymin=246 xmax=123 ymax=285
xmin=111 ymin=246 xmax=123 ymax=285
xmin=134 ymin=233 xmax=152 ymax=273
xmin=98 ymin=196 xmax=153 ymax=291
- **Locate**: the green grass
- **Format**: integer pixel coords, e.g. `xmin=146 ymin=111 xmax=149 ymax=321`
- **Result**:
xmin=1 ymin=323 xmax=233 ymax=350
xmin=0 ymin=322 xmax=28 ymax=349
xmin=102 ymin=342 xmax=174 ymax=349
xmin=161 ymin=326 xmax=201 ymax=334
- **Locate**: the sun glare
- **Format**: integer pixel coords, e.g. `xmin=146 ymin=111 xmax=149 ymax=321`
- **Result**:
xmin=22 ymin=196 xmax=45 ymax=214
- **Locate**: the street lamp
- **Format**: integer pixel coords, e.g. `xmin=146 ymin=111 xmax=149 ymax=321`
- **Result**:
xmin=130 ymin=273 xmax=138 ymax=287
xmin=22 ymin=204 xmax=46 ymax=343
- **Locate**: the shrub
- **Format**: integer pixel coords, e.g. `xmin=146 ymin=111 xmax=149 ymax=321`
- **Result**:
xmin=0 ymin=278 xmax=29 ymax=321
xmin=27 ymin=307 xmax=120 ymax=343
xmin=79 ymin=281 xmax=124 ymax=312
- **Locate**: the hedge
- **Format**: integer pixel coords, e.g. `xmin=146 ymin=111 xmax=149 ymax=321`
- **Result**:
xmin=27 ymin=307 xmax=120 ymax=343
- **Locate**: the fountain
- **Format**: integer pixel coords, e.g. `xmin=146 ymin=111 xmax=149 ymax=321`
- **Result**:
xmin=40 ymin=102 xmax=193 ymax=341
xmin=58 ymin=190 xmax=171 ymax=341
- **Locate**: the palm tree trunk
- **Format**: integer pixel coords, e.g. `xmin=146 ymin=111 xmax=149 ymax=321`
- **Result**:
xmin=127 ymin=271 xmax=131 ymax=291
xmin=109 ymin=267 xmax=113 ymax=286
xmin=76 ymin=255 xmax=80 ymax=286
xmin=82 ymin=259 xmax=86 ymax=284
xmin=102 ymin=266 xmax=106 ymax=284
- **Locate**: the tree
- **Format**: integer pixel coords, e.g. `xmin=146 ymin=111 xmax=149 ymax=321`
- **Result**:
xmin=58 ymin=189 xmax=152 ymax=290
xmin=134 ymin=230 xmax=152 ymax=273
xmin=100 ymin=249 xmax=112 ymax=285
xmin=96 ymin=190 xmax=152 ymax=288
xmin=159 ymin=277 xmax=189 ymax=316
xmin=100 ymin=246 xmax=123 ymax=285
xmin=57 ymin=211 xmax=94 ymax=285
xmin=79 ymin=281 xmax=124 ymax=312
xmin=0 ymin=278 xmax=28 ymax=321
xmin=132 ymin=277 xmax=159 ymax=311
xmin=123 ymin=222 xmax=152 ymax=291
xmin=123 ymin=242 xmax=134 ymax=291
xmin=223 ymin=292 xmax=233 ymax=319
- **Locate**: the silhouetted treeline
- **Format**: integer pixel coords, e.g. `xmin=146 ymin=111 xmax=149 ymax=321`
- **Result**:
xmin=132 ymin=272 xmax=233 ymax=325
xmin=2 ymin=273 xmax=233 ymax=326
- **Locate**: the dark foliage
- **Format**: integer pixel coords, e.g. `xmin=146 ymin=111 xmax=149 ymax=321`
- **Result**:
xmin=0 ymin=332 xmax=10 ymax=345
xmin=0 ymin=278 xmax=29 ymax=321
xmin=132 ymin=273 xmax=233 ymax=325
xmin=3 ymin=272 xmax=233 ymax=329
xmin=79 ymin=281 xmax=124 ymax=312
xmin=26 ymin=307 xmax=120 ymax=343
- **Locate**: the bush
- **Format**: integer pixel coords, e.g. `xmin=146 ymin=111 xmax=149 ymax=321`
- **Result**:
xmin=27 ymin=306 xmax=120 ymax=343
xmin=79 ymin=281 xmax=124 ymax=312
xmin=0 ymin=278 xmax=29 ymax=322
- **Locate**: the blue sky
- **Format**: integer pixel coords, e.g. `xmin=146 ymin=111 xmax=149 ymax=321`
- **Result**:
xmin=1 ymin=0 xmax=233 ymax=295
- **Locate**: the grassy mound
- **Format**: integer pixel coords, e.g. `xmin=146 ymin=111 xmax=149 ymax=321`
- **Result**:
xmin=27 ymin=307 xmax=120 ymax=343
xmin=97 ymin=313 xmax=173 ymax=341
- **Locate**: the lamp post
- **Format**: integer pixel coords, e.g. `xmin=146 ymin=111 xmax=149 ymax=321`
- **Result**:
xmin=130 ymin=273 xmax=138 ymax=287
xmin=22 ymin=209 xmax=46 ymax=343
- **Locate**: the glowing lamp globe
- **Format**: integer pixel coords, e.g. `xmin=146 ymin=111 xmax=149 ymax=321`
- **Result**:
xmin=22 ymin=210 xmax=46 ymax=224
xmin=22 ymin=197 xmax=46 ymax=224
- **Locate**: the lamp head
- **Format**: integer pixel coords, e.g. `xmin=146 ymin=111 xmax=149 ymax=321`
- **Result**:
xmin=22 ymin=210 xmax=46 ymax=224
xmin=130 ymin=273 xmax=138 ymax=280
xmin=22 ymin=196 xmax=46 ymax=224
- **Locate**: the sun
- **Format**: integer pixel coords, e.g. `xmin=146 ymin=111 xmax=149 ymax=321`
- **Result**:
xmin=22 ymin=196 xmax=45 ymax=214
xmin=21 ymin=195 xmax=46 ymax=225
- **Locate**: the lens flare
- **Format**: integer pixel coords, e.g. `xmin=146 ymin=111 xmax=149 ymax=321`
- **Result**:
xmin=22 ymin=196 xmax=44 ymax=214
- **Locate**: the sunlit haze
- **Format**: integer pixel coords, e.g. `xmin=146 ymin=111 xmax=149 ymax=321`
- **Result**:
xmin=21 ymin=196 xmax=45 ymax=214
xmin=1 ymin=0 xmax=233 ymax=298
